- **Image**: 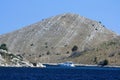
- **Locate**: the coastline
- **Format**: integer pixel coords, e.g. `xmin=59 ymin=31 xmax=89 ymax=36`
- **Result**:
xmin=0 ymin=63 xmax=120 ymax=68
xmin=42 ymin=63 xmax=120 ymax=68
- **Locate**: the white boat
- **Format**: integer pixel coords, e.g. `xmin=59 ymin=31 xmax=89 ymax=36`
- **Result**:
xmin=36 ymin=63 xmax=46 ymax=68
xmin=58 ymin=61 xmax=75 ymax=67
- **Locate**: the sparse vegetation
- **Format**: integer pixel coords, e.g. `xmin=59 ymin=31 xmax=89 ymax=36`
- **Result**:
xmin=0 ymin=43 xmax=8 ymax=51
xmin=21 ymin=53 xmax=25 ymax=56
xmin=66 ymin=51 xmax=69 ymax=54
xmin=71 ymin=45 xmax=78 ymax=52
xmin=108 ymin=41 xmax=116 ymax=46
xmin=118 ymin=52 xmax=120 ymax=55
xmin=32 ymin=63 xmax=37 ymax=66
xmin=45 ymin=42 xmax=48 ymax=48
xmin=98 ymin=59 xmax=108 ymax=66
xmin=30 ymin=43 xmax=34 ymax=46
xmin=61 ymin=15 xmax=66 ymax=18
xmin=108 ymin=52 xmax=115 ymax=57
xmin=93 ymin=57 xmax=97 ymax=64
xmin=39 ymin=55 xmax=41 ymax=57
xmin=64 ymin=45 xmax=67 ymax=47
xmin=56 ymin=53 xmax=60 ymax=55
xmin=95 ymin=28 xmax=98 ymax=30
xmin=45 ymin=42 xmax=48 ymax=45
xmin=29 ymin=54 xmax=31 ymax=56
xmin=46 ymin=51 xmax=50 ymax=55
xmin=102 ymin=25 xmax=105 ymax=27
xmin=51 ymin=47 xmax=54 ymax=49
xmin=92 ymin=24 xmax=95 ymax=26
xmin=45 ymin=46 xmax=48 ymax=48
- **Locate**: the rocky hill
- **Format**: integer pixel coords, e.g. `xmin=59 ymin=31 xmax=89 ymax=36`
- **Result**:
xmin=67 ymin=36 xmax=120 ymax=66
xmin=0 ymin=13 xmax=117 ymax=64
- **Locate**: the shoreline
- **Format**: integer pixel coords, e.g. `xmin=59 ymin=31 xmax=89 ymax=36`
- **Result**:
xmin=0 ymin=63 xmax=120 ymax=68
xmin=42 ymin=63 xmax=120 ymax=68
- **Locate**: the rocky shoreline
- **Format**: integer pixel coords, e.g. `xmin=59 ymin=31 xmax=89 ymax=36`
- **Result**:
xmin=0 ymin=49 xmax=46 ymax=68
xmin=0 ymin=49 xmax=120 ymax=68
xmin=0 ymin=61 xmax=120 ymax=68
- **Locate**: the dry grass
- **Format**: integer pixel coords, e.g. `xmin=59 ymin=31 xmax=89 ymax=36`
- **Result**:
xmin=67 ymin=36 xmax=120 ymax=66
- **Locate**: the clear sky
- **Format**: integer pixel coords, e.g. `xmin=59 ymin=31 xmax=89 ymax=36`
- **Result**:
xmin=0 ymin=0 xmax=120 ymax=35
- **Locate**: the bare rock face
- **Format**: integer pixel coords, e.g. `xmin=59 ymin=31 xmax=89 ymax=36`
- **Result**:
xmin=0 ymin=13 xmax=117 ymax=63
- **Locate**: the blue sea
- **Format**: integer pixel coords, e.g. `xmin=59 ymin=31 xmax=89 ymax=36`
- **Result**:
xmin=0 ymin=65 xmax=120 ymax=80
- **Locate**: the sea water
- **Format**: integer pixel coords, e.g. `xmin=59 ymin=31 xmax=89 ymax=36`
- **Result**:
xmin=0 ymin=66 xmax=120 ymax=80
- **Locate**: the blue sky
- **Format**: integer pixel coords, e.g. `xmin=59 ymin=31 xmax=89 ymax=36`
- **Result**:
xmin=0 ymin=0 xmax=120 ymax=35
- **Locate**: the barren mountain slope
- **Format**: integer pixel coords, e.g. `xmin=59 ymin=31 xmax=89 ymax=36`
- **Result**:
xmin=67 ymin=36 xmax=120 ymax=65
xmin=0 ymin=13 xmax=117 ymax=63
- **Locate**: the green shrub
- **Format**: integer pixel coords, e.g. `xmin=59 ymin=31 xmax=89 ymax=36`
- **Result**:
xmin=108 ymin=41 xmax=116 ymax=46
xmin=71 ymin=45 xmax=78 ymax=52
xmin=46 ymin=51 xmax=50 ymax=55
xmin=93 ymin=57 xmax=97 ymax=64
xmin=66 ymin=51 xmax=69 ymax=54
xmin=98 ymin=59 xmax=108 ymax=66
xmin=0 ymin=43 xmax=8 ymax=51
xmin=118 ymin=52 xmax=120 ymax=55
xmin=30 ymin=43 xmax=34 ymax=46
